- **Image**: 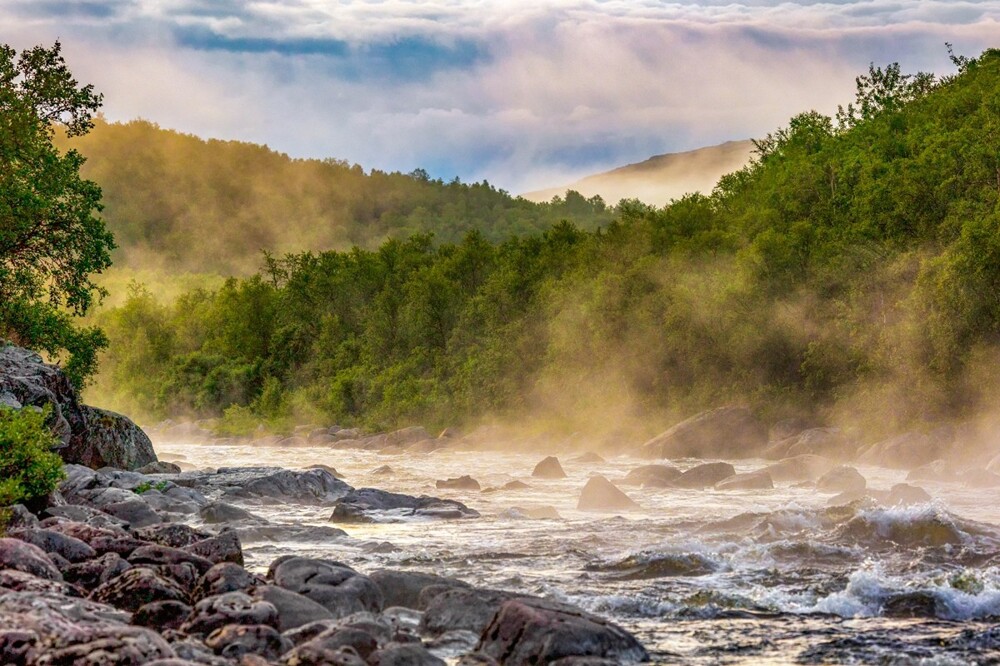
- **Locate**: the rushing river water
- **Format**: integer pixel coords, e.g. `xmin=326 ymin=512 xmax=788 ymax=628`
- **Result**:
xmin=155 ymin=441 xmax=1000 ymax=664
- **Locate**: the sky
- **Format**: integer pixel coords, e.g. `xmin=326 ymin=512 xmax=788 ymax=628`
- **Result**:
xmin=2 ymin=0 xmax=998 ymax=193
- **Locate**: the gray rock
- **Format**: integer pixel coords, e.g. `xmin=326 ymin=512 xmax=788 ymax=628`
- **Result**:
xmin=6 ymin=527 xmax=96 ymax=563
xmin=205 ymin=623 xmax=292 ymax=660
xmin=714 ymin=470 xmax=773 ymax=491
xmin=330 ymin=489 xmax=480 ymax=523
xmin=858 ymin=432 xmax=943 ymax=469
xmin=199 ymin=501 xmax=261 ymax=524
xmin=0 ymin=537 xmax=62 ymax=580
xmin=620 ymin=465 xmax=681 ymax=487
xmin=101 ymin=498 xmax=163 ymax=528
xmin=816 ymin=466 xmax=866 ymax=493
xmin=66 ymin=405 xmax=158 ymax=471
xmin=64 ymin=552 xmax=133 ymax=591
xmin=5 ymin=504 xmax=39 ymax=529
xmin=254 ymin=585 xmax=335 ymax=631
xmin=0 ymin=569 xmax=77 ymax=595
xmin=477 ymin=597 xmax=648 ymax=664
xmin=887 ymin=483 xmax=932 ymax=505
xmin=185 ymin=530 xmax=244 ymax=566
xmin=673 ymin=462 xmax=736 ymax=489
xmin=271 ymin=558 xmax=383 ymax=618
xmin=89 ymin=567 xmax=189 ymax=612
xmin=183 ymin=467 xmax=353 ymax=505
xmin=193 ymin=563 xmax=262 ymax=602
xmin=180 ymin=591 xmax=280 ymax=636
xmin=27 ymin=625 xmax=176 ymax=664
xmin=641 ymin=407 xmax=766 ymax=459
xmin=531 ymin=456 xmax=566 ymax=479
xmin=419 ymin=588 xmax=520 ymax=636
xmin=369 ymin=570 xmax=471 ymax=610
xmin=137 ymin=461 xmax=183 ymax=475
xmin=577 ymin=476 xmax=639 ymax=511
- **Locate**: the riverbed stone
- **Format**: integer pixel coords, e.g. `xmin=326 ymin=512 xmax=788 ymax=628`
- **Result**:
xmin=577 ymin=476 xmax=639 ymax=511
xmin=330 ymin=489 xmax=480 ymax=523
xmin=477 ymin=597 xmax=649 ymax=665
xmin=763 ymin=454 xmax=836 ymax=483
xmin=673 ymin=462 xmax=736 ymax=489
xmin=129 ymin=544 xmax=214 ymax=576
xmin=531 ymin=456 xmax=567 ymax=479
xmin=185 ymin=530 xmax=244 ymax=566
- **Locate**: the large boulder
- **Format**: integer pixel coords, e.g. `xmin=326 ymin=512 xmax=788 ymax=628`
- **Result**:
xmin=673 ymin=462 xmax=735 ymax=489
xmin=858 ymin=432 xmax=944 ymax=470
xmin=369 ymin=569 xmax=471 ymax=610
xmin=640 ymin=407 xmax=766 ymax=459
xmin=0 ymin=345 xmax=156 ymax=470
xmin=715 ymin=470 xmax=773 ymax=491
xmin=270 ymin=558 xmax=383 ymax=618
xmin=531 ymin=457 xmax=567 ymax=479
xmin=477 ymin=597 xmax=648 ymax=664
xmin=816 ymin=466 xmax=866 ymax=494
xmin=620 ymin=465 xmax=681 ymax=487
xmin=763 ymin=428 xmax=854 ymax=461
xmin=762 ymin=454 xmax=836 ymax=483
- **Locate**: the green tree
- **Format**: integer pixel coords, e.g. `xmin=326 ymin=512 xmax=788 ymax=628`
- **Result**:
xmin=0 ymin=41 xmax=112 ymax=386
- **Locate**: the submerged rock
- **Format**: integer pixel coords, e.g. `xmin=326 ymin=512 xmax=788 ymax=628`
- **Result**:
xmin=436 ymin=475 xmax=481 ymax=491
xmin=330 ymin=489 xmax=480 ymax=523
xmin=621 ymin=464 xmax=682 ymax=487
xmin=577 ymin=476 xmax=639 ymax=511
xmin=531 ymin=456 xmax=567 ymax=479
xmin=714 ymin=470 xmax=773 ymax=491
xmin=816 ymin=466 xmax=866 ymax=494
xmin=640 ymin=407 xmax=766 ymax=459
xmin=673 ymin=462 xmax=736 ymax=489
xmin=762 ymin=454 xmax=836 ymax=483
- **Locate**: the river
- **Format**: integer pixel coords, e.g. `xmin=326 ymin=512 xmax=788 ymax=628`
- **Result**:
xmin=155 ymin=441 xmax=1000 ymax=664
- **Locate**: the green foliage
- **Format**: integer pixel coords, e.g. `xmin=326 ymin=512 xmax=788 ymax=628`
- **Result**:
xmin=0 ymin=407 xmax=65 ymax=507
xmin=133 ymin=480 xmax=168 ymax=495
xmin=0 ymin=41 xmax=113 ymax=387
xmin=89 ymin=49 xmax=1000 ymax=438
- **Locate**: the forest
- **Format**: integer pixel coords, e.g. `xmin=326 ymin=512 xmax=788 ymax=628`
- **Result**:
xmin=85 ymin=49 xmax=1000 ymax=442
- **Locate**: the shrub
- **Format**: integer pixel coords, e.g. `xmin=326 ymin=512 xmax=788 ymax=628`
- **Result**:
xmin=0 ymin=407 xmax=66 ymax=508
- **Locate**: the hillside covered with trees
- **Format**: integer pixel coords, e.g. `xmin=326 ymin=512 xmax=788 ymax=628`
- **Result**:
xmin=89 ymin=49 xmax=1000 ymax=441
xmin=56 ymin=120 xmax=614 ymax=274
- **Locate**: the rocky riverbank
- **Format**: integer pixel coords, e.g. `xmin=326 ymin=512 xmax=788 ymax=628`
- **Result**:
xmin=0 ymin=462 xmax=649 ymax=665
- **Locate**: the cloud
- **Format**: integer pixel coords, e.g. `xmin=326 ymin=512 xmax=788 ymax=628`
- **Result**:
xmin=2 ymin=0 xmax=998 ymax=192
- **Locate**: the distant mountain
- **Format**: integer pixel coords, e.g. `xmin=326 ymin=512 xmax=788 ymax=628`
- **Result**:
xmin=522 ymin=140 xmax=755 ymax=206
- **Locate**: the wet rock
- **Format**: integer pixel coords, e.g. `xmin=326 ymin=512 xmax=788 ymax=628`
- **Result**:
xmin=137 ymin=461 xmax=183 ymax=475
xmin=435 ymin=475 xmax=481 ymax=491
xmin=30 ymin=625 xmax=176 ymax=664
xmin=641 ymin=407 xmax=766 ymax=459
xmin=90 ymin=567 xmax=189 ymax=612
xmin=135 ymin=524 xmax=213 ymax=549
xmin=477 ymin=597 xmax=649 ymax=664
xmin=764 ymin=428 xmax=854 ymax=460
xmin=368 ymin=642 xmax=445 ymax=666
xmin=101 ymin=498 xmax=163 ymax=528
xmin=816 ymin=466 xmax=866 ymax=494
xmin=419 ymin=588 xmax=519 ymax=636
xmin=858 ymin=431 xmax=944 ymax=469
xmin=883 ymin=591 xmax=938 ymax=618
xmin=531 ymin=456 xmax=567 ymax=479
xmin=271 ymin=558 xmax=383 ymax=618
xmin=193 ymin=563 xmax=262 ymax=602
xmin=185 ymin=530 xmax=244 ymax=566
xmin=205 ymin=623 xmax=292 ymax=660
xmin=762 ymin=454 xmax=836 ymax=483
xmin=0 ymin=537 xmax=62 ymax=580
xmin=129 ymin=544 xmax=215 ymax=576
xmin=181 ymin=591 xmax=280 ymax=635
xmin=907 ymin=460 xmax=957 ymax=483
xmin=620 ymin=464 xmax=681 ymax=487
xmin=133 ymin=600 xmax=193 ymax=631
xmin=330 ymin=488 xmax=480 ymax=523
xmin=714 ymin=471 xmax=773 ymax=491
xmin=288 ymin=626 xmax=379 ymax=662
xmin=673 ymin=462 xmax=736 ymax=489
xmin=235 ymin=523 xmax=347 ymax=543
xmin=369 ymin=570 xmax=471 ymax=610
xmin=64 ymin=552 xmax=133 ymax=590
xmin=253 ymin=585 xmax=335 ymax=631
xmin=179 ymin=467 xmax=353 ymax=505
xmin=501 ymin=480 xmax=530 ymax=491
xmin=306 ymin=464 xmax=344 ymax=478
xmin=90 ymin=535 xmax=149 ymax=558
xmin=577 ymin=476 xmax=639 ymax=511
xmin=572 ymin=452 xmax=606 ymax=464
xmin=371 ymin=465 xmax=394 ymax=476
xmin=887 ymin=483 xmax=932 ymax=505
xmin=199 ymin=501 xmax=261 ymax=524
xmin=6 ymin=527 xmax=96 ymax=563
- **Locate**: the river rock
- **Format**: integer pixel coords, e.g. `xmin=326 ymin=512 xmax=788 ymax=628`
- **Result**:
xmin=420 ymin=587 xmax=520 ymax=636
xmin=906 ymin=460 xmax=957 ymax=483
xmin=531 ymin=456 xmax=567 ymax=479
xmin=436 ymin=475 xmax=481 ymax=491
xmin=67 ymin=405 xmax=158 ymax=471
xmin=887 ymin=483 xmax=932 ymax=505
xmin=330 ymin=489 xmax=480 ymax=523
xmin=0 ymin=345 xmax=84 ymax=451
xmin=477 ymin=597 xmax=649 ymax=664
xmin=29 ymin=625 xmax=177 ymax=664
xmin=572 ymin=452 xmax=606 ymax=464
xmin=0 ymin=569 xmax=76 ymax=595
xmin=858 ymin=432 xmax=943 ymax=469
xmin=503 ymin=506 xmax=562 ymax=520
xmin=715 ymin=470 xmax=773 ymax=490
xmin=5 ymin=504 xmax=39 ymax=529
xmin=817 ymin=466 xmax=866 ymax=493
xmin=369 ymin=642 xmax=445 ymax=666
xmin=577 ymin=476 xmax=639 ymax=511
xmin=620 ymin=464 xmax=681 ymax=487
xmin=673 ymin=462 xmax=736 ymax=489
xmin=641 ymin=407 xmax=766 ymax=459
xmin=254 ymin=585 xmax=335 ymax=631
xmin=764 ymin=428 xmax=854 ymax=460
xmin=193 ymin=562 xmax=261 ymax=601
xmin=90 ymin=566 xmax=189 ymax=612
xmin=6 ymin=527 xmax=97 ymax=563
xmin=769 ymin=417 xmax=814 ymax=442
xmin=205 ymin=623 xmax=292 ymax=660
xmin=762 ymin=454 xmax=836 ymax=483
xmin=129 ymin=544 xmax=215 ymax=576
xmin=135 ymin=523 xmax=213 ymax=549
xmin=133 ymin=600 xmax=194 ymax=631
xmin=0 ymin=538 xmax=62 ymax=581
xmin=137 ymin=461 xmax=183 ymax=475
xmin=185 ymin=530 xmax=244 ymax=566
xmin=199 ymin=501 xmax=261 ymax=524
xmin=271 ymin=558 xmax=383 ymax=618
xmin=63 ymin=552 xmax=133 ymax=590
xmin=101 ymin=498 xmax=163 ymax=528
xmin=181 ymin=591 xmax=280 ymax=635
xmin=369 ymin=569 xmax=471 ymax=610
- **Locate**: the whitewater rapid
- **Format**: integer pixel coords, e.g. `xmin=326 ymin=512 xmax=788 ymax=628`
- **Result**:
xmin=155 ymin=442 xmax=1000 ymax=663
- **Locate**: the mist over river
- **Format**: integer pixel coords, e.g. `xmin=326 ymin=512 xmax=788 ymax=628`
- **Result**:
xmin=156 ymin=440 xmax=1000 ymax=664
